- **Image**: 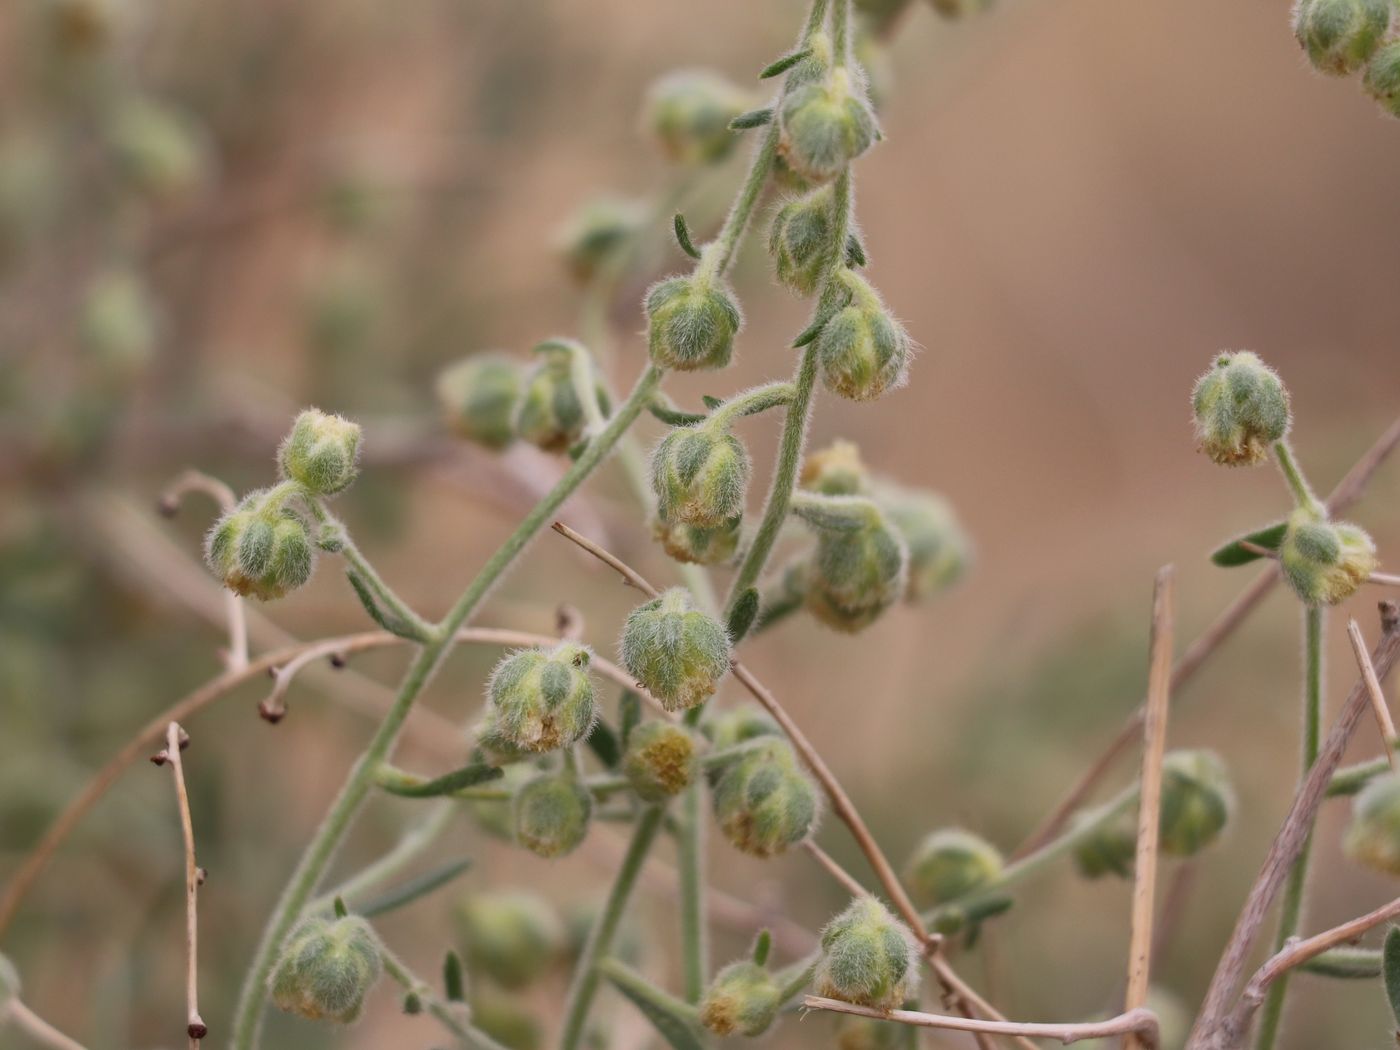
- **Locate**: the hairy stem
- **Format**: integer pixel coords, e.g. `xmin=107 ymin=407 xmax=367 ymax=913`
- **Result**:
xmin=310 ymin=501 xmax=436 ymax=642
xmin=379 ymin=945 xmax=510 ymax=1050
xmin=678 ymin=781 xmax=708 ymax=1003
xmin=1272 ymin=441 xmax=1322 ymax=516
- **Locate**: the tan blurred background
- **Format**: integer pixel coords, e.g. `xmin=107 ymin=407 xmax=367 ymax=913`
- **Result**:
xmin=2 ymin=0 xmax=1399 ymax=1047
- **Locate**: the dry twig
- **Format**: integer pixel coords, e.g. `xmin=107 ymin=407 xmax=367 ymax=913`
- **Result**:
xmin=1348 ymin=618 xmax=1398 ymax=770
xmin=153 ymin=723 xmax=207 ymax=1044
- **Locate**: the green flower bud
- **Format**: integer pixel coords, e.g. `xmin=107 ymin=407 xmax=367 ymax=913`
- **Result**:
xmin=769 ymin=185 xmax=842 ymax=296
xmin=514 ymin=341 xmax=596 ymax=452
xmin=703 ymin=704 xmax=781 ymax=752
xmin=795 ymin=496 xmax=909 ymax=632
xmin=106 ymin=95 xmax=208 ymax=201
xmin=278 ymin=409 xmax=363 ymax=497
xmin=514 ymin=772 xmax=593 ymax=858
xmin=1159 ymin=750 xmax=1232 ymax=857
xmin=620 ymin=588 xmax=731 ymax=712
xmin=622 ymin=721 xmax=700 ymax=801
xmin=557 ymin=195 xmax=646 ymax=284
xmin=801 ymin=440 xmax=869 ymax=497
xmin=1280 ymin=508 xmax=1378 ymax=606
xmin=645 ymin=274 xmax=743 ymax=372
xmin=778 ymin=67 xmax=880 ymax=183
xmin=205 ymin=490 xmax=315 ymax=601
xmin=79 ymin=268 xmax=160 ymax=376
xmin=437 ymin=355 xmax=522 ymax=450
xmin=651 ymin=425 xmax=750 ymax=527
xmin=466 ymin=763 xmax=534 ymax=839
xmin=644 ymin=69 xmax=752 ymax=166
xmin=713 ymin=738 xmax=820 ymax=857
xmin=1190 ymin=351 xmax=1290 ymax=467
xmin=269 ymin=915 xmax=382 ymax=1024
xmin=0 ymin=951 xmax=18 ymax=1014
xmin=699 ymin=960 xmax=782 ymax=1036
xmin=903 ymin=828 xmax=1003 ymax=908
xmin=1070 ymin=807 xmax=1137 ymax=880
xmin=482 ymin=642 xmax=597 ymax=754
xmin=815 ymin=897 xmax=918 ymax=1011
xmin=816 ymin=270 xmax=911 ymax=402
xmin=875 ymin=484 xmax=972 ymax=602
xmin=928 ymin=0 xmax=994 ymax=17
xmin=1292 ymin=0 xmax=1388 ymax=76
xmin=1365 ymin=40 xmax=1400 ymax=118
xmin=469 ymin=987 xmax=543 ymax=1050
xmin=1344 ymin=771 xmax=1400 ymax=875
xmin=836 ymin=1013 xmax=919 ymax=1050
xmin=455 ymin=891 xmax=565 ymax=989
xmin=653 ymin=512 xmax=742 ymax=566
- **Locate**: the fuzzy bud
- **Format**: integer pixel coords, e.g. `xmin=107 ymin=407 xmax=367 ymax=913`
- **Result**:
xmin=795 ymin=495 xmax=909 ymax=632
xmin=436 ymin=355 xmax=522 ymax=450
xmin=1070 ymin=808 xmax=1137 ymax=880
xmin=269 ymin=915 xmax=382 ymax=1024
xmin=815 ymin=897 xmax=918 ymax=1011
xmin=653 ymin=512 xmax=742 ymax=565
xmin=1364 ymin=40 xmax=1400 ymax=118
xmin=1279 ymin=509 xmax=1378 ymax=606
xmin=1344 ymin=771 xmax=1400 ymax=875
xmin=875 ymin=484 xmax=972 ymax=602
xmin=514 ymin=772 xmax=593 ymax=858
xmin=558 ymin=195 xmax=646 ymax=284
xmin=644 ymin=70 xmax=752 ymax=166
xmin=699 ymin=960 xmax=782 ymax=1036
xmin=778 ymin=67 xmax=880 ymax=183
xmin=622 ymin=721 xmax=700 ymax=801
xmin=481 ymin=642 xmax=596 ymax=754
xmin=816 ymin=270 xmax=911 ymax=402
xmin=703 ymin=704 xmax=781 ymax=752
xmin=801 ymin=439 xmax=869 ymax=497
xmin=645 ymin=274 xmax=743 ymax=372
xmin=205 ymin=490 xmax=315 ymax=601
xmin=769 ymin=185 xmax=842 ymax=296
xmin=651 ymin=425 xmax=750 ymax=527
xmin=1292 ymin=0 xmax=1389 ymax=76
xmin=903 ymin=828 xmax=1003 ymax=907
xmin=1191 ymin=351 xmax=1290 ymax=467
xmin=0 ymin=951 xmax=18 ymax=1014
xmin=278 ymin=409 xmax=363 ymax=497
xmin=469 ymin=988 xmax=544 ymax=1050
xmin=514 ymin=341 xmax=594 ymax=452
xmin=455 ymin=891 xmax=565 ymax=989
xmin=712 ymin=738 xmax=820 ymax=857
xmin=620 ymin=588 xmax=731 ymax=711
xmin=1159 ymin=750 xmax=1233 ymax=857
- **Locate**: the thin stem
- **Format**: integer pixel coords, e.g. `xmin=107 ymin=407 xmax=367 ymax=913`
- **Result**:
xmin=5 ymin=1001 xmax=91 ymax=1050
xmin=311 ymin=800 xmax=456 ymax=915
xmin=706 ymin=381 xmax=797 ymax=428
xmin=803 ymin=998 xmax=1162 ymax=1048
xmin=379 ymin=945 xmax=511 ymax=1050
xmin=558 ymin=806 xmax=666 ymax=1050
xmin=705 ymin=127 xmax=779 ymax=277
xmin=158 ymin=722 xmax=207 ymax=1045
xmin=678 ymin=780 xmax=708 ymax=1003
xmin=832 ymin=0 xmax=852 ymax=63
xmin=1272 ymin=441 xmax=1323 ymax=516
xmin=309 ymin=501 xmax=436 ymax=643
xmin=1348 ymin=617 xmax=1398 ymax=769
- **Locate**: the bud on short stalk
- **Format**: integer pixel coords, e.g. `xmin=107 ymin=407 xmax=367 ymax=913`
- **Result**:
xmin=436 ymin=355 xmax=522 ymax=450
xmin=269 ymin=915 xmax=382 ymax=1024
xmin=643 ymin=69 xmax=753 ymax=166
xmin=816 ymin=269 xmax=912 ymax=402
xmin=650 ymin=424 xmax=750 ymax=528
xmin=1191 ymin=351 xmax=1290 ymax=467
xmin=699 ymin=960 xmax=782 ymax=1036
xmin=1070 ymin=807 xmax=1137 ymax=880
xmin=653 ymin=511 xmax=742 ymax=565
xmin=875 ymin=483 xmax=972 ymax=602
xmin=105 ymin=95 xmax=208 ymax=201
xmin=778 ymin=67 xmax=880 ymax=183
xmin=903 ymin=828 xmax=1003 ymax=907
xmin=645 ymin=270 xmax=743 ymax=372
xmin=1292 ymin=0 xmax=1389 ymax=76
xmin=205 ymin=487 xmax=316 ymax=601
xmin=278 ymin=408 xmax=363 ymax=497
xmin=479 ymin=642 xmax=597 ymax=755
xmin=815 ymin=897 xmax=918 ymax=1011
xmin=1280 ymin=508 xmax=1378 ymax=606
xmin=712 ymin=738 xmax=820 ymax=857
xmin=514 ymin=340 xmax=600 ymax=452
xmin=454 ymin=891 xmax=565 ymax=989
xmin=801 ymin=439 xmax=869 ymax=496
xmin=794 ymin=494 xmax=909 ymax=632
xmin=514 ymin=771 xmax=593 ymax=858
xmin=1159 ymin=750 xmax=1232 ymax=857
xmin=622 ymin=721 xmax=700 ymax=801
xmin=769 ymin=184 xmax=843 ymax=296
xmin=557 ymin=195 xmax=646 ymax=284
xmin=1344 ymin=771 xmax=1400 ymax=875
xmin=620 ymin=588 xmax=731 ymax=712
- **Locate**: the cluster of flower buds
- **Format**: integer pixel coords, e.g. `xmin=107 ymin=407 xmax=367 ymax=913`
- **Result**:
xmin=515 ymin=339 xmax=604 ymax=452
xmin=436 ymin=354 xmax=522 ymax=450
xmin=454 ymin=891 xmax=565 ymax=989
xmin=792 ymin=493 xmax=909 ymax=632
xmin=205 ymin=487 xmax=316 ymax=601
xmin=1291 ymin=0 xmax=1400 ymax=118
xmin=644 ymin=271 xmax=744 ymax=372
xmin=814 ymin=897 xmax=918 ymax=1011
xmin=699 ymin=959 xmax=783 ymax=1036
xmin=815 ymin=269 xmax=911 ymax=401
xmin=622 ymin=721 xmax=700 ymax=801
xmin=269 ymin=914 xmax=383 ymax=1024
xmin=1345 ymin=771 xmax=1400 ymax=875
xmin=643 ymin=70 xmax=754 ymax=166
xmin=620 ymin=588 xmax=731 ymax=712
xmin=1279 ymin=507 xmax=1378 ymax=606
xmin=903 ymin=828 xmax=1004 ymax=907
xmin=557 ymin=194 xmax=647 ymax=284
xmin=712 ymin=737 xmax=820 ymax=857
xmin=477 ymin=642 xmax=597 ymax=757
xmin=513 ymin=771 xmax=593 ymax=858
xmin=1191 ymin=351 xmax=1290 ymax=467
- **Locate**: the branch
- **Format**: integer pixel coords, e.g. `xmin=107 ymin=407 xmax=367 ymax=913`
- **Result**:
xmin=802 ymin=997 xmax=1161 ymax=1047
xmin=153 ymin=723 xmax=207 ymax=1045
xmin=4 ymin=1001 xmax=91 ymax=1050
xmin=1348 ymin=617 xmax=1398 ymax=771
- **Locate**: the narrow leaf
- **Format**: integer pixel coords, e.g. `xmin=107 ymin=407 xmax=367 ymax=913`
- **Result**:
xmin=727 ymin=588 xmax=760 ymax=643
xmin=347 ymin=570 xmax=417 ymax=640
xmin=586 ymin=717 xmax=622 ymax=768
xmin=759 ymin=48 xmax=811 ymax=79
xmin=360 ymin=858 xmax=473 ymax=918
xmin=729 ymin=107 xmax=774 ymax=131
xmin=751 ymin=928 xmax=772 ymax=967
xmin=333 ymin=896 xmax=349 ymax=919
xmin=443 ymin=950 xmax=465 ymax=1002
xmin=1210 ymin=521 xmax=1288 ymax=568
xmin=845 ymin=232 xmax=867 ymax=268
xmin=380 ymin=761 xmax=503 ymax=799
xmin=1299 ymin=947 xmax=1382 ymax=979
xmin=673 ymin=213 xmax=701 ymax=260
xmin=647 ymin=401 xmax=708 ymax=427
xmin=598 ymin=958 xmax=704 ymax=1050
xmin=701 ymin=395 xmax=725 ymax=411
xmin=1384 ymin=926 xmax=1400 ymax=1025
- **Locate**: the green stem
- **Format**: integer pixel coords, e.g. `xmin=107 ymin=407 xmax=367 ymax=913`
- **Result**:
xmin=558 ymin=806 xmax=666 ymax=1050
xmin=379 ymin=945 xmax=512 ymax=1050
xmin=832 ymin=0 xmax=851 ymax=63
xmin=1327 ymin=743 xmax=1400 ymax=797
xmin=679 ymin=781 xmax=708 ymax=1003
xmin=231 ymin=365 xmax=665 ymax=1050
xmin=1255 ymin=604 xmax=1325 ymax=1050
xmin=707 ymin=381 xmax=796 ymax=427
xmin=705 ymin=124 xmax=780 ymax=277
xmin=310 ymin=501 xmax=437 ymax=642
xmin=1273 ymin=440 xmax=1323 ymax=516
xmin=309 ymin=800 xmax=455 ymax=915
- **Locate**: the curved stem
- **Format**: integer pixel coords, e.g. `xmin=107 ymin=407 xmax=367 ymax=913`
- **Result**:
xmin=5 ymin=1001 xmax=91 ymax=1050
xmin=379 ymin=945 xmax=511 ymax=1050
xmin=1272 ymin=441 xmax=1323 ymax=517
xmin=310 ymin=501 xmax=437 ymax=643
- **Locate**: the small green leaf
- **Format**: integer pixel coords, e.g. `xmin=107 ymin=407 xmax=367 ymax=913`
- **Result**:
xmin=359 ymin=857 xmax=473 ymax=918
xmin=845 ymin=232 xmax=867 ymax=268
xmin=701 ymin=395 xmax=725 ymax=411
xmin=1383 ymin=926 xmax=1400 ymax=1025
xmin=347 ymin=570 xmax=420 ymax=640
xmin=673 ymin=213 xmax=701 ymax=260
xmin=598 ymin=958 xmax=704 ymax=1050
xmin=751 ymin=928 xmax=772 ymax=967
xmin=443 ymin=950 xmax=465 ymax=1002
xmin=586 ymin=717 xmax=622 ymax=768
xmin=618 ymin=690 xmax=643 ymax=749
xmin=333 ymin=896 xmax=349 ymax=919
xmin=1210 ymin=521 xmax=1288 ymax=567
xmin=402 ymin=991 xmax=423 ymax=1015
xmin=727 ymin=588 xmax=760 ymax=643
xmin=759 ymin=48 xmax=811 ymax=79
xmin=379 ymin=761 xmax=503 ymax=799
xmin=729 ymin=107 xmax=774 ymax=130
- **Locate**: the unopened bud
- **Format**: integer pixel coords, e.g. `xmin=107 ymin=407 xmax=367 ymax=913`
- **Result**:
xmin=436 ymin=355 xmax=522 ymax=450
xmin=278 ymin=409 xmax=363 ymax=497
xmin=903 ymin=828 xmax=1003 ymax=907
xmin=778 ymin=67 xmax=879 ymax=183
xmin=801 ymin=439 xmax=868 ymax=497
xmin=1293 ymin=0 xmax=1389 ymax=76
xmin=1365 ymin=40 xmax=1400 ymax=118
xmin=1070 ymin=807 xmax=1137 ymax=880
xmin=875 ymin=484 xmax=971 ymax=601
xmin=557 ymin=195 xmax=646 ymax=284
xmin=481 ymin=642 xmax=596 ymax=754
xmin=699 ymin=960 xmax=781 ymax=1036
xmin=269 ymin=915 xmax=382 ymax=1024
xmin=815 ymin=897 xmax=918 ymax=1011
xmin=651 ymin=426 xmax=750 ymax=527
xmin=795 ymin=495 xmax=908 ymax=632
xmin=455 ymin=891 xmax=565 ymax=989
xmin=514 ymin=341 xmax=595 ymax=453
xmin=644 ymin=69 xmax=752 ymax=166
xmin=653 ymin=512 xmax=742 ymax=566
xmin=769 ymin=185 xmax=842 ymax=296
xmin=465 ymin=764 xmax=533 ymax=840
xmin=1345 ymin=771 xmax=1400 ymax=875
xmin=703 ymin=704 xmax=781 ymax=752
xmin=816 ymin=270 xmax=911 ymax=402
xmin=1191 ymin=351 xmax=1290 ymax=467
xmin=205 ymin=490 xmax=315 ymax=601
xmin=620 ymin=588 xmax=731 ymax=712
xmin=645 ymin=273 xmax=743 ymax=372
xmin=470 ymin=987 xmax=544 ymax=1050
xmin=514 ymin=772 xmax=593 ymax=858
xmin=1280 ymin=509 xmax=1378 ymax=606
xmin=713 ymin=738 xmax=820 ymax=857
xmin=623 ymin=721 xmax=700 ymax=801
xmin=1159 ymin=750 xmax=1232 ymax=857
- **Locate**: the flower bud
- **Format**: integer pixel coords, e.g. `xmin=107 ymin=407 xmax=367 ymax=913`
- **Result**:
xmin=1070 ymin=807 xmax=1137 ymax=880
xmin=1159 ymin=750 xmax=1232 ymax=857
xmin=205 ymin=490 xmax=315 ymax=601
xmin=1292 ymin=0 xmax=1389 ymax=76
xmin=623 ymin=721 xmax=700 ymax=801
xmin=815 ymin=897 xmax=918 ymax=1011
xmin=778 ymin=68 xmax=880 ymax=183
xmin=653 ymin=512 xmax=742 ymax=566
xmin=105 ymin=95 xmax=208 ymax=201
xmin=801 ymin=440 xmax=869 ymax=496
xmin=903 ymin=828 xmax=1003 ymax=907
xmin=795 ymin=496 xmax=908 ymax=632
xmin=1365 ymin=40 xmax=1400 ymax=118
xmin=514 ymin=772 xmax=593 ymax=858
xmin=644 ymin=70 xmax=752 ymax=166
xmin=875 ymin=484 xmax=971 ymax=602
xmin=466 ymin=764 xmax=533 ymax=840
xmin=455 ymin=891 xmax=565 ymax=989
xmin=651 ymin=425 xmax=750 ymax=527
xmin=269 ymin=915 xmax=382 ymax=1024
xmin=699 ymin=960 xmax=782 ymax=1036
xmin=557 ymin=195 xmax=646 ymax=284
xmin=620 ymin=588 xmax=731 ymax=711
xmin=645 ymin=274 xmax=743 ymax=372
xmin=712 ymin=738 xmax=820 ymax=857
xmin=79 ymin=268 xmax=160 ymax=377
xmin=769 ymin=185 xmax=842 ymax=296
xmin=1344 ymin=771 xmax=1400 ymax=875
xmin=278 ymin=409 xmax=363 ymax=497
xmin=703 ymin=704 xmax=781 ymax=752
xmin=469 ymin=987 xmax=544 ymax=1050
xmin=816 ymin=270 xmax=911 ymax=402
xmin=482 ymin=642 xmax=597 ymax=754
xmin=1280 ymin=509 xmax=1378 ymax=606
xmin=0 ymin=951 xmax=18 ymax=1014
xmin=514 ymin=341 xmax=596 ymax=452
xmin=1190 ymin=351 xmax=1290 ymax=467
xmin=436 ymin=355 xmax=522 ymax=450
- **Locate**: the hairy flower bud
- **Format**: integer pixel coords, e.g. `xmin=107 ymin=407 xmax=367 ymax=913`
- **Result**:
xmin=1159 ymin=750 xmax=1232 ymax=857
xmin=623 ymin=721 xmax=700 ymax=801
xmin=1191 ymin=351 xmax=1290 ymax=467
xmin=795 ymin=496 xmax=908 ymax=632
xmin=1070 ymin=807 xmax=1137 ymax=880
xmin=514 ymin=341 xmax=596 ymax=452
xmin=205 ymin=490 xmax=315 ymax=601
xmin=875 ymin=484 xmax=972 ymax=602
xmin=278 ymin=409 xmax=363 ymax=497
xmin=455 ymin=891 xmax=565 ymax=989
xmin=482 ymin=642 xmax=596 ymax=754
xmin=1365 ymin=40 xmax=1400 ymax=118
xmin=620 ymin=588 xmax=731 ymax=712
xmin=557 ymin=195 xmax=646 ymax=284
xmin=645 ymin=274 xmax=743 ymax=372
xmin=816 ymin=270 xmax=911 ymax=402
xmin=514 ymin=772 xmax=593 ymax=858
xmin=778 ymin=67 xmax=879 ymax=183
xmin=1344 ymin=771 xmax=1400 ymax=875
xmin=469 ymin=988 xmax=544 ymax=1050
xmin=653 ymin=512 xmax=742 ymax=565
xmin=699 ymin=960 xmax=782 ymax=1036
xmin=79 ymin=269 xmax=159 ymax=376
xmin=713 ymin=738 xmax=820 ymax=857
xmin=651 ymin=426 xmax=750 ymax=527
xmin=815 ymin=897 xmax=918 ymax=1011
xmin=903 ymin=828 xmax=1003 ymax=907
xmin=1292 ymin=0 xmax=1389 ymax=76
xmin=0 ymin=951 xmax=18 ymax=1014
xmin=1280 ymin=509 xmax=1378 ymax=606
xmin=644 ymin=69 xmax=752 ymax=166
xmin=269 ymin=915 xmax=382 ymax=1024
xmin=802 ymin=439 xmax=869 ymax=497
xmin=703 ymin=704 xmax=782 ymax=752
xmin=436 ymin=355 xmax=522 ymax=450
xmin=769 ymin=185 xmax=842 ymax=295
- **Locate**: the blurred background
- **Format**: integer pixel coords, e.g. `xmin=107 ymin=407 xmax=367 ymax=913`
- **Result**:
xmin=2 ymin=0 xmax=1399 ymax=1047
